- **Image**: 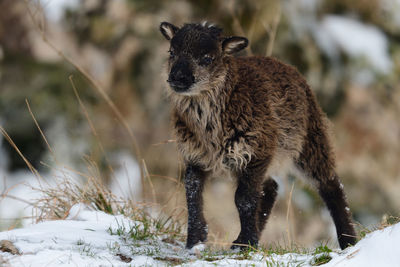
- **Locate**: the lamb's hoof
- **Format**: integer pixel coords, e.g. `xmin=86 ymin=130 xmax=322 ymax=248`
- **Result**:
xmin=188 ymin=243 xmax=206 ymax=255
xmin=339 ymin=235 xmax=357 ymax=250
xmin=230 ymin=238 xmax=257 ymax=251
xmin=230 ymin=243 xmax=243 ymax=251
xmin=230 ymin=239 xmax=246 ymax=251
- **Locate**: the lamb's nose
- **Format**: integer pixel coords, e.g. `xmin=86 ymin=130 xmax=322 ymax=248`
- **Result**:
xmin=169 ymin=70 xmax=194 ymax=85
xmin=173 ymin=69 xmax=185 ymax=81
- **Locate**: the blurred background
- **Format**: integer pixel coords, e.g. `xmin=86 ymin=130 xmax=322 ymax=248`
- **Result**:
xmin=0 ymin=0 xmax=399 ymax=248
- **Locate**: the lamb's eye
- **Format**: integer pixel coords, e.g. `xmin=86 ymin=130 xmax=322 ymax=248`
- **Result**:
xmin=168 ymin=49 xmax=176 ymax=59
xmin=200 ymin=55 xmax=213 ymax=66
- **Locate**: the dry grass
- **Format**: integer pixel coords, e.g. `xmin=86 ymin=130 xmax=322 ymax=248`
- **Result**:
xmin=1 ymin=122 xmax=184 ymax=239
xmin=354 ymin=214 xmax=400 ymax=240
xmin=32 ymin=163 xmax=131 ymax=221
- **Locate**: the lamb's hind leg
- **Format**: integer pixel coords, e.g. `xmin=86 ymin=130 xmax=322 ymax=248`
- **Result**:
xmin=258 ymin=177 xmax=279 ymax=233
xmin=296 ymin=138 xmax=357 ymax=249
xmin=317 ymin=173 xmax=357 ymax=249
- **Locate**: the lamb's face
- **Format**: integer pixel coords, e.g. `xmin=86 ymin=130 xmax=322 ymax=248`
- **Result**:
xmin=160 ymin=22 xmax=248 ymax=95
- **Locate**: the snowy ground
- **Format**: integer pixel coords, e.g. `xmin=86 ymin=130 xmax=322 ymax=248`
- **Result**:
xmin=0 ymin=133 xmax=142 ymax=230
xmin=0 ymin=204 xmax=399 ymax=266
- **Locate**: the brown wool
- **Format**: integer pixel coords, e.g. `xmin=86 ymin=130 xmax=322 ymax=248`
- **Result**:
xmin=160 ymin=22 xmax=357 ymax=250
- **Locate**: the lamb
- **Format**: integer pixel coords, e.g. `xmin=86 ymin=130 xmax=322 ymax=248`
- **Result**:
xmin=159 ymin=21 xmax=357 ymax=250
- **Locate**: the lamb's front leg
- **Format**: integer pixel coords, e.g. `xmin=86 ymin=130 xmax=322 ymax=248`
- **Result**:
xmin=184 ymin=164 xmax=208 ymax=249
xmin=231 ymin=164 xmax=266 ymax=250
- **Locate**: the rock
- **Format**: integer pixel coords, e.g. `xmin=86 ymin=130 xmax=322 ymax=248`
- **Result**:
xmin=0 ymin=254 xmax=10 ymax=266
xmin=0 ymin=240 xmax=20 ymax=255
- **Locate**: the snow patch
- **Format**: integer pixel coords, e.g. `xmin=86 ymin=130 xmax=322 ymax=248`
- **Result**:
xmin=43 ymin=0 xmax=80 ymax=22
xmin=66 ymin=203 xmax=91 ymax=220
xmin=0 ymin=170 xmax=44 ymax=228
xmin=0 ymin=207 xmax=150 ymax=266
xmin=190 ymin=243 xmax=206 ymax=254
xmin=1 ymin=207 xmax=400 ymax=266
xmin=109 ymin=152 xmax=142 ymax=201
xmin=326 ymin=223 xmax=400 ymax=266
xmin=382 ymin=0 xmax=400 ymax=28
xmin=314 ymin=15 xmax=392 ymax=74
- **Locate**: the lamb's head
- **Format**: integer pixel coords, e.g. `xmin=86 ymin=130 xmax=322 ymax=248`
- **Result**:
xmin=160 ymin=22 xmax=248 ymax=95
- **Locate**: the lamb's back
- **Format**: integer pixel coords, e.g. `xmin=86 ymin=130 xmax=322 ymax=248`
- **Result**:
xmin=227 ymin=56 xmax=312 ymax=160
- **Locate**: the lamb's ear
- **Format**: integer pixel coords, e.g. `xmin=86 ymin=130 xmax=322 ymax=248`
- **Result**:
xmin=222 ymin=36 xmax=248 ymax=54
xmin=160 ymin=22 xmax=179 ymax=40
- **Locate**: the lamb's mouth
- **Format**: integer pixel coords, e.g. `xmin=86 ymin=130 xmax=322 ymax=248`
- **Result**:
xmin=167 ymin=79 xmax=190 ymax=91
xmin=167 ymin=80 xmax=198 ymax=94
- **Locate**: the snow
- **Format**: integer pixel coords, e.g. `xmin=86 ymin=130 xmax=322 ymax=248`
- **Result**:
xmin=0 ymin=204 xmax=151 ymax=266
xmin=283 ymin=0 xmax=393 ymax=77
xmin=190 ymin=243 xmax=206 ymax=254
xmin=0 ymin=133 xmax=142 ymax=230
xmin=0 ymin=203 xmax=399 ymax=266
xmin=0 ymin=171 xmax=42 ymax=226
xmin=0 ymin=133 xmax=46 ymax=227
xmin=42 ymin=0 xmax=80 ymax=22
xmin=109 ymin=152 xmax=142 ymax=202
xmin=382 ymin=0 xmax=400 ymax=28
xmin=313 ymin=15 xmax=392 ymax=74
xmin=325 ymin=223 xmax=400 ymax=267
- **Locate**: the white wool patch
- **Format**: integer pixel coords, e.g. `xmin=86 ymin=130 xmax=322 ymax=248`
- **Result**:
xmin=223 ymin=140 xmax=253 ymax=170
